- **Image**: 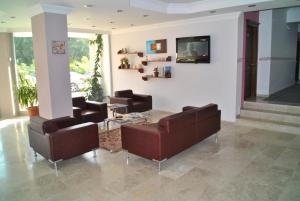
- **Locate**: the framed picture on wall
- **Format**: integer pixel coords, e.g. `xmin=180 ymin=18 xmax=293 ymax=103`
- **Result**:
xmin=52 ymin=41 xmax=65 ymax=54
xmin=146 ymin=39 xmax=167 ymax=54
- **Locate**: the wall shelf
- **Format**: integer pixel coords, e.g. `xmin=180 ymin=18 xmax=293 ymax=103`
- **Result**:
xmin=119 ymin=68 xmax=144 ymax=73
xmin=142 ymin=56 xmax=171 ymax=66
xmin=142 ymin=75 xmax=171 ymax=81
xmin=118 ymin=52 xmax=144 ymax=57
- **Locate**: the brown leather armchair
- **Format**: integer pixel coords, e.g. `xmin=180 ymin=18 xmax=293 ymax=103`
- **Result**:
xmin=28 ymin=116 xmax=99 ymax=170
xmin=121 ymin=104 xmax=221 ymax=171
xmin=72 ymin=96 xmax=108 ymax=123
xmin=110 ymin=90 xmax=152 ymax=113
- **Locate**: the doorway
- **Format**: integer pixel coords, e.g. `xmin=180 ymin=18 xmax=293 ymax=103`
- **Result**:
xmin=244 ymin=20 xmax=259 ymax=99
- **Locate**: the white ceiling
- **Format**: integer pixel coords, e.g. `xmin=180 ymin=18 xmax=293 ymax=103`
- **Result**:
xmin=0 ymin=0 xmax=300 ymax=33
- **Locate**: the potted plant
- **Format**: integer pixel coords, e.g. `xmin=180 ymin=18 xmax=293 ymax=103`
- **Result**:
xmin=16 ymin=73 xmax=39 ymax=117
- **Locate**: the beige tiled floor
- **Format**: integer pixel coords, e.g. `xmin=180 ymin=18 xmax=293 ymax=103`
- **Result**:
xmin=0 ymin=111 xmax=300 ymax=201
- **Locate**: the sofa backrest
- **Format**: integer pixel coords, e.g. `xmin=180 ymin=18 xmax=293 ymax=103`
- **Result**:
xmin=72 ymin=96 xmax=87 ymax=110
xmin=29 ymin=116 xmax=59 ymax=134
xmin=115 ymin=90 xmax=133 ymax=98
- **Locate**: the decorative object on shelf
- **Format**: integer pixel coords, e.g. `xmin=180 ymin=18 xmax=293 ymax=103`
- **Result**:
xmin=142 ymin=56 xmax=171 ymax=66
xmin=117 ymin=49 xmax=144 ymax=57
xmin=153 ymin=67 xmax=159 ymax=77
xmin=138 ymin=68 xmax=144 ymax=73
xmin=119 ymin=57 xmax=130 ymax=69
xmin=142 ymin=75 xmax=148 ymax=81
xmin=146 ymin=39 xmax=167 ymax=53
xmin=164 ymin=66 xmax=172 ymax=78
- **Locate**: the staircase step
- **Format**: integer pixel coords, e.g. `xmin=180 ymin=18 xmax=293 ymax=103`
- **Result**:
xmin=243 ymin=101 xmax=300 ymax=115
xmin=240 ymin=108 xmax=300 ymax=126
xmin=236 ymin=117 xmax=300 ymax=135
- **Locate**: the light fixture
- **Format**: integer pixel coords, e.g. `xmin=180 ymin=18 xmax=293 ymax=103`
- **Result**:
xmin=110 ymin=21 xmax=115 ymax=24
xmin=91 ymin=25 xmax=96 ymax=28
xmin=130 ymin=24 xmax=134 ymax=26
xmin=112 ymin=27 xmax=117 ymax=29
xmin=10 ymin=16 xmax=16 ymax=19
xmin=210 ymin=10 xmax=216 ymax=14
xmin=248 ymin=4 xmax=256 ymax=7
xmin=143 ymin=14 xmax=149 ymax=17
xmin=117 ymin=9 xmax=123 ymax=13
xmin=84 ymin=4 xmax=93 ymax=8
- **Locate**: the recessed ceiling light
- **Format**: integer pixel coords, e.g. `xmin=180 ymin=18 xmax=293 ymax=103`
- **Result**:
xmin=117 ymin=9 xmax=123 ymax=13
xmin=210 ymin=10 xmax=216 ymax=14
xmin=1 ymin=21 xmax=6 ymax=24
xmin=248 ymin=4 xmax=256 ymax=7
xmin=84 ymin=4 xmax=93 ymax=8
xmin=143 ymin=14 xmax=149 ymax=17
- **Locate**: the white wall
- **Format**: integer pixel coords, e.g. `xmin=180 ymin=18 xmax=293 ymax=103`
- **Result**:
xmin=270 ymin=9 xmax=297 ymax=94
xmin=111 ymin=13 xmax=243 ymax=121
xmin=257 ymin=8 xmax=298 ymax=96
xmin=257 ymin=10 xmax=272 ymax=96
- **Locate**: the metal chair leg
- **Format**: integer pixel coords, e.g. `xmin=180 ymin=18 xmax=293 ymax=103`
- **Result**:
xmin=153 ymin=159 xmax=167 ymax=172
xmin=215 ymin=132 xmax=219 ymax=144
xmin=126 ymin=151 xmax=129 ymax=165
xmin=93 ymin=149 xmax=97 ymax=158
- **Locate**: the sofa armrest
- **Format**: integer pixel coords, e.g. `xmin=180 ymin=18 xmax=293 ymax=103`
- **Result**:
xmin=133 ymin=94 xmax=151 ymax=101
xmin=182 ymin=106 xmax=198 ymax=112
xmin=50 ymin=116 xmax=79 ymax=129
xmin=73 ymin=107 xmax=82 ymax=119
xmin=121 ymin=123 xmax=162 ymax=160
xmin=48 ymin=123 xmax=99 ymax=161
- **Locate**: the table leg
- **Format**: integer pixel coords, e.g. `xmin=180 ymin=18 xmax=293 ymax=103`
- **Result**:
xmin=106 ymin=120 xmax=110 ymax=133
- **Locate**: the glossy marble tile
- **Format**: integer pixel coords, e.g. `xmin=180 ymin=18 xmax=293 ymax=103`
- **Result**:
xmin=0 ymin=114 xmax=300 ymax=201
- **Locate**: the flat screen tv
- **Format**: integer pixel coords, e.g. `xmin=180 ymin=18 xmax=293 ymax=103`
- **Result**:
xmin=176 ymin=36 xmax=210 ymax=63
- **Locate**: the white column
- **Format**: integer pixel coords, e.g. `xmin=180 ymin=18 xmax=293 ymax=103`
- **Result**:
xmin=31 ymin=4 xmax=73 ymax=119
xmin=0 ymin=33 xmax=17 ymax=118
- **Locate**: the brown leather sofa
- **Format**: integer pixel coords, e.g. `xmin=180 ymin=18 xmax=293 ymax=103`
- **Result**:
xmin=121 ymin=104 xmax=221 ymax=170
xmin=72 ymin=96 xmax=108 ymax=123
xmin=109 ymin=90 xmax=152 ymax=113
xmin=28 ymin=116 xmax=99 ymax=170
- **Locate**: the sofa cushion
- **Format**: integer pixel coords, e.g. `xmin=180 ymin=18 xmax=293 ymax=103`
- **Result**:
xmin=115 ymin=90 xmax=133 ymax=98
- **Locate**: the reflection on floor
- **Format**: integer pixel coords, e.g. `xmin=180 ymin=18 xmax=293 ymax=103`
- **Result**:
xmin=1 ymin=114 xmax=300 ymax=201
xmin=247 ymin=84 xmax=300 ymax=106
xmin=264 ymin=84 xmax=300 ymax=106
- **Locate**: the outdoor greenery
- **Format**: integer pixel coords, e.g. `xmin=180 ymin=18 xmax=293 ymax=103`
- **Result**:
xmin=16 ymin=72 xmax=38 ymax=108
xmin=84 ymin=34 xmax=104 ymax=102
xmin=14 ymin=37 xmax=91 ymax=76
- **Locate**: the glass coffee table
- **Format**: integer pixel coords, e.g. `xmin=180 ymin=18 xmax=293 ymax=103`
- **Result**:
xmin=107 ymin=103 xmax=128 ymax=117
xmin=105 ymin=112 xmax=150 ymax=132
